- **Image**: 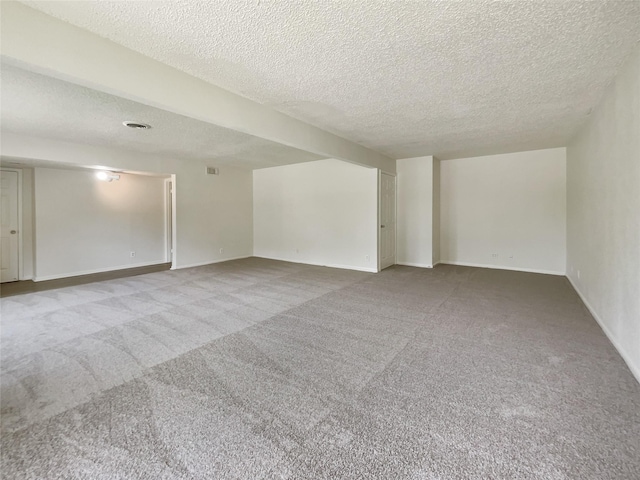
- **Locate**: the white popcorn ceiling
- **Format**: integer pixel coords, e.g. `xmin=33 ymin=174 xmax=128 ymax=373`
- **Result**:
xmin=0 ymin=65 xmax=325 ymax=169
xmin=19 ymin=0 xmax=640 ymax=160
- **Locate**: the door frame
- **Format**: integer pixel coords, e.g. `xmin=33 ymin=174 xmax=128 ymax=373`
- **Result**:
xmin=0 ymin=168 xmax=23 ymax=282
xmin=164 ymin=176 xmax=176 ymax=268
xmin=378 ymin=170 xmax=397 ymax=272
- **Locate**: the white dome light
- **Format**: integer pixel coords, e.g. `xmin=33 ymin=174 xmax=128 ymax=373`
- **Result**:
xmin=96 ymin=171 xmax=120 ymax=182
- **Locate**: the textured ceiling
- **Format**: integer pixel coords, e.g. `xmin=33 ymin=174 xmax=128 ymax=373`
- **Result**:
xmin=0 ymin=64 xmax=325 ymax=169
xmin=20 ymin=0 xmax=640 ymax=160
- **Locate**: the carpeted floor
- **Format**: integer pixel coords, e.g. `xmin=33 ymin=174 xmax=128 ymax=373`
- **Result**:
xmin=1 ymin=258 xmax=639 ymax=479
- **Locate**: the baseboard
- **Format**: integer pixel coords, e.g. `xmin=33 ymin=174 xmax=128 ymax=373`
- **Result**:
xmin=566 ymin=275 xmax=640 ymax=385
xmin=34 ymin=261 xmax=168 ymax=282
xmin=330 ymin=264 xmax=378 ymax=273
xmin=254 ymin=255 xmax=377 ymax=273
xmin=439 ymin=261 xmax=564 ymax=276
xmin=176 ymin=256 xmax=251 ymax=270
xmin=396 ymin=262 xmax=434 ymax=268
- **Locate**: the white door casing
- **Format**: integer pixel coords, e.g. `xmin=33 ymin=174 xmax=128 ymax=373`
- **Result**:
xmin=165 ymin=178 xmax=173 ymax=264
xmin=379 ymin=172 xmax=396 ymax=270
xmin=1 ymin=170 xmax=20 ymax=282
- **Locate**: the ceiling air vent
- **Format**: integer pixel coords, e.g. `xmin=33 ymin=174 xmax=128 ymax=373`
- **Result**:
xmin=122 ymin=121 xmax=152 ymax=129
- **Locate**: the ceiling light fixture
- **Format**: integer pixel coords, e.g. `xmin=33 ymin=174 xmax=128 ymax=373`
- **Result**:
xmin=96 ymin=171 xmax=121 ymax=182
xmin=122 ymin=121 xmax=152 ymax=129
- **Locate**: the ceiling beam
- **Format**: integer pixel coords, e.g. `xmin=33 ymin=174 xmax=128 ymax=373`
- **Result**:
xmin=1 ymin=2 xmax=395 ymax=172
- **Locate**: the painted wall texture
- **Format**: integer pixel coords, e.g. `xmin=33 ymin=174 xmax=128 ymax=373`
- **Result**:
xmin=567 ymin=45 xmax=640 ymax=381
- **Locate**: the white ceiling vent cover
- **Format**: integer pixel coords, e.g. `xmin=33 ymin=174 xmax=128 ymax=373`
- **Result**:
xmin=123 ymin=121 xmax=151 ymax=129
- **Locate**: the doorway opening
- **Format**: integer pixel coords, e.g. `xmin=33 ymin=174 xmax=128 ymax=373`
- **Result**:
xmin=165 ymin=177 xmax=176 ymax=267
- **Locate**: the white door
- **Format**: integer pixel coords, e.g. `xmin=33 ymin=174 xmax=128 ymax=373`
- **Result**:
xmin=379 ymin=172 xmax=396 ymax=270
xmin=1 ymin=170 xmax=19 ymax=283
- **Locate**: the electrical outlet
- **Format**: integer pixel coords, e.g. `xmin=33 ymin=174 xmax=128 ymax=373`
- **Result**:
xmin=365 ymin=254 xmax=370 ymax=261
xmin=130 ymin=251 xmax=136 ymax=258
xmin=219 ymin=248 xmax=224 ymax=254
xmin=491 ymin=253 xmax=499 ymax=258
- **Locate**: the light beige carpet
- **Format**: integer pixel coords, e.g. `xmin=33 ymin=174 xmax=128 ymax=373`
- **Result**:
xmin=1 ymin=258 xmax=639 ymax=479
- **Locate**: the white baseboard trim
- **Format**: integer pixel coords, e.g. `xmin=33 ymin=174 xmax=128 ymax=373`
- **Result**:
xmin=396 ymin=262 xmax=434 ymax=268
xmin=566 ymin=275 xmax=640 ymax=385
xmin=439 ymin=261 xmax=564 ymax=276
xmin=330 ymin=264 xmax=378 ymax=273
xmin=34 ymin=261 xmax=168 ymax=282
xmin=254 ymin=255 xmax=378 ymax=273
xmin=175 ymin=256 xmax=251 ymax=270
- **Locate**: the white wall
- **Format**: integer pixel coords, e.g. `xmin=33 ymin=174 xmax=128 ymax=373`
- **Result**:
xmin=396 ymin=156 xmax=436 ymax=268
xmin=567 ymin=45 xmax=640 ymax=382
xmin=34 ymin=168 xmax=166 ymax=280
xmin=1 ymin=132 xmax=254 ymax=272
xmin=253 ymin=159 xmax=378 ymax=272
xmin=440 ymin=148 xmax=566 ymax=275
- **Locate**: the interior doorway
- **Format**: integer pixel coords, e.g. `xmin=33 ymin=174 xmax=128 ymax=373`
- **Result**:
xmin=164 ymin=177 xmax=174 ymax=265
xmin=0 ymin=169 xmax=21 ymax=283
xmin=379 ymin=171 xmax=396 ymax=270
